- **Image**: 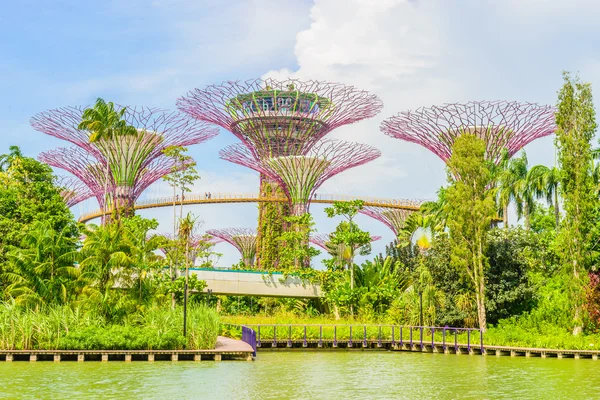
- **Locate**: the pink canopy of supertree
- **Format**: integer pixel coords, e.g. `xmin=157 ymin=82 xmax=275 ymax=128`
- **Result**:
xmin=55 ymin=176 xmax=93 ymax=207
xmin=310 ymin=234 xmax=382 ymax=251
xmin=206 ymin=228 xmax=257 ymax=267
xmin=32 ymin=105 xmax=218 ymax=215
xmin=220 ymin=139 xmax=381 ymax=215
xmin=381 ymin=101 xmax=557 ymax=165
xmin=31 ymin=106 xmax=218 ymax=162
xmin=177 ymin=78 xmax=383 ymax=158
xmin=359 ymin=207 xmax=417 ymax=236
xmin=39 ymin=146 xmax=188 ymax=212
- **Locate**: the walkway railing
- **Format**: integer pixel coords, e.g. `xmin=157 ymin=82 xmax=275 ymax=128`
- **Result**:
xmin=246 ymin=324 xmax=485 ymax=354
xmin=241 ymin=326 xmax=257 ymax=357
xmin=78 ymin=192 xmax=427 ymax=223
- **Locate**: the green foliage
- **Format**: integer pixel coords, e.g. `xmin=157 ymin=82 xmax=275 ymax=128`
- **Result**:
xmin=277 ymin=213 xmax=319 ymax=269
xmin=445 ymin=134 xmax=497 ymax=330
xmin=0 ymin=302 xmax=218 ymax=350
xmin=555 ymin=72 xmax=599 ymax=334
xmin=0 ymin=151 xmax=77 ymax=296
xmin=256 ymin=179 xmax=289 ymax=269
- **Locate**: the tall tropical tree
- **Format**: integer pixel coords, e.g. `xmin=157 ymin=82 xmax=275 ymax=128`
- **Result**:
xmin=445 ymin=135 xmax=497 ymax=331
xmin=555 ymin=72 xmax=598 ymax=335
xmin=325 ymin=200 xmax=372 ymax=316
xmin=528 ymin=165 xmax=561 ymax=227
xmin=178 ymin=212 xmax=200 ymax=337
xmin=78 ymin=98 xmax=137 ymax=221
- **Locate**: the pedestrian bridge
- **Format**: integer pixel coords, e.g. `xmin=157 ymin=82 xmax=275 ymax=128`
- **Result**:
xmin=78 ymin=192 xmax=424 ymax=223
xmin=191 ymin=268 xmax=322 ymax=298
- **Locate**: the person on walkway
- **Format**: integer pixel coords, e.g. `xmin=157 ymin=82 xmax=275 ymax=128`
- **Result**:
xmin=204 ymin=192 xmax=207 ymax=199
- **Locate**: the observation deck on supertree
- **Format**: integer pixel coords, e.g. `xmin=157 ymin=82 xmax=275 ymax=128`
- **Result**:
xmin=177 ymin=78 xmax=383 ymax=158
xmin=32 ymin=106 xmax=218 ymax=216
xmin=206 ymin=228 xmax=257 ymax=267
xmin=56 ymin=176 xmax=93 ymax=207
xmin=359 ymin=207 xmax=417 ymax=236
xmin=310 ymin=234 xmax=382 ymax=251
xmin=220 ymin=139 xmax=381 ymax=216
xmin=381 ymin=101 xmax=556 ymax=165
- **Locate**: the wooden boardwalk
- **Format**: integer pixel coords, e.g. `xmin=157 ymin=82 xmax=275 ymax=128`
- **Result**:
xmin=256 ymin=340 xmax=600 ymax=359
xmin=0 ymin=336 xmax=254 ymax=362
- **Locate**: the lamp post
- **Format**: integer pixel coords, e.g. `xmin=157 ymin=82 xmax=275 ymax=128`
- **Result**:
xmin=419 ymin=289 xmax=423 ymax=327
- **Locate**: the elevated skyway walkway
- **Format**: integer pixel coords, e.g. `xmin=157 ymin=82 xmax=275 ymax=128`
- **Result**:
xmin=78 ymin=192 xmax=425 ymax=223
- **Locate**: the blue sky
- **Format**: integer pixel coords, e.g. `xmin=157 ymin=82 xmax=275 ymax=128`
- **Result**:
xmin=2 ymin=0 xmax=600 ymax=267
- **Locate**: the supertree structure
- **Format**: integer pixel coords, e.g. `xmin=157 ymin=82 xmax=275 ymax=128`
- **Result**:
xmin=56 ymin=176 xmax=93 ymax=207
xmin=310 ymin=234 xmax=382 ymax=251
xmin=39 ymin=146 xmax=186 ymax=215
xmin=177 ymin=78 xmax=383 ymax=158
xmin=178 ymin=78 xmax=382 ymax=269
xmin=32 ymin=106 xmax=218 ymax=218
xmin=381 ymin=101 xmax=556 ymax=165
xmin=220 ymin=139 xmax=381 ymax=216
xmin=206 ymin=228 xmax=257 ymax=267
xmin=358 ymin=207 xmax=416 ymax=236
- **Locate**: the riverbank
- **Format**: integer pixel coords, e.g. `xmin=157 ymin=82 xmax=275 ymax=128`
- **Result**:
xmin=0 ymin=303 xmax=219 ymax=350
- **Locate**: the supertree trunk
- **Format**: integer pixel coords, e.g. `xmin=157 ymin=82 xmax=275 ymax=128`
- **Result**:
xmin=256 ymin=173 xmax=290 ymax=270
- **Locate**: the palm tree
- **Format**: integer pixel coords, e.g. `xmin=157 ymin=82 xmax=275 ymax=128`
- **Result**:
xmin=497 ymin=152 xmax=529 ymax=227
xmin=0 ymin=146 xmax=23 ymax=171
xmin=77 ymin=98 xmax=137 ymax=221
xmin=5 ymin=221 xmax=79 ymax=306
xmin=79 ymin=223 xmax=130 ymax=296
xmin=528 ymin=165 xmax=561 ymax=227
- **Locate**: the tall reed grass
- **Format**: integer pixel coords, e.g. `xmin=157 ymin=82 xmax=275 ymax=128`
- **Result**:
xmin=0 ymin=302 xmax=219 ymax=350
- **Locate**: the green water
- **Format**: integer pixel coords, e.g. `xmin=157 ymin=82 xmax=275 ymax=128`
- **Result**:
xmin=0 ymin=351 xmax=596 ymax=399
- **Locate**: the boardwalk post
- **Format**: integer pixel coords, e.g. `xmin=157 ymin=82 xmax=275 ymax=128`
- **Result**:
xmin=287 ymin=325 xmax=292 ymax=348
xmin=400 ymin=327 xmax=403 ymax=347
xmin=431 ymin=328 xmax=435 ymax=351
xmin=148 ymin=354 xmax=155 ymax=362
xmin=102 ymin=354 xmax=108 ymax=362
xmin=480 ymin=329 xmax=484 ymax=355
xmin=349 ymin=326 xmax=353 ymax=348
xmin=78 ymin=354 xmax=85 ymax=362
xmin=377 ymin=326 xmax=382 ymax=348
xmin=363 ymin=325 xmax=367 ymax=348
xmin=273 ymin=325 xmax=277 ymax=347
xmin=454 ymin=330 xmax=458 ymax=353
xmin=257 ymin=326 xmax=261 ymax=347
xmin=392 ymin=326 xmax=396 ymax=347
xmin=318 ymin=326 xmax=323 ymax=348
xmin=194 ymin=354 xmax=202 ymax=362
xmin=54 ymin=354 xmax=61 ymax=363
xmin=303 ymin=326 xmax=307 ymax=348
xmin=30 ymin=354 xmax=37 ymax=362
xmin=420 ymin=327 xmax=423 ymax=350
xmin=409 ymin=327 xmax=413 ymax=349
xmin=333 ymin=326 xmax=337 ymax=347
xmin=467 ymin=330 xmax=471 ymax=354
